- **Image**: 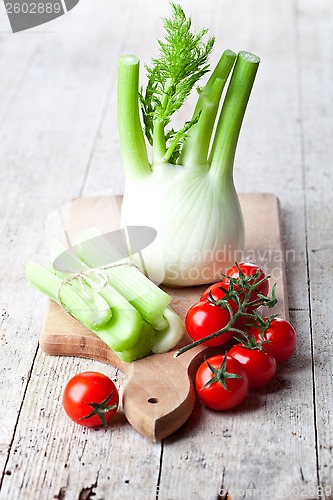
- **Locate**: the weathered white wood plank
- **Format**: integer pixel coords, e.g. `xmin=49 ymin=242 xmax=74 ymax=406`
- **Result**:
xmin=0 ymin=38 xmax=37 ymax=124
xmin=0 ymin=2 xmax=161 ymax=497
xmin=0 ymin=33 xmax=43 ymax=477
xmin=0 ymin=351 xmax=160 ymax=500
xmin=297 ymin=0 xmax=333 ymax=496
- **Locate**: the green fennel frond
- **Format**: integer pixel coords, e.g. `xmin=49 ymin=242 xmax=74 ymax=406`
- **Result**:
xmin=139 ymin=3 xmax=214 ymax=159
xmin=139 ymin=78 xmax=156 ymax=146
xmin=163 ymin=112 xmax=201 ymax=163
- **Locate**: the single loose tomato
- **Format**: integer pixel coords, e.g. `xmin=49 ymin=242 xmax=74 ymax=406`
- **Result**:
xmin=250 ymin=317 xmax=297 ymax=362
xmin=195 ymin=354 xmax=248 ymax=410
xmin=226 ymin=262 xmax=269 ymax=310
xmin=185 ymin=300 xmax=233 ymax=347
xmin=228 ymin=344 xmax=276 ymax=389
xmin=62 ymin=372 xmax=119 ymax=428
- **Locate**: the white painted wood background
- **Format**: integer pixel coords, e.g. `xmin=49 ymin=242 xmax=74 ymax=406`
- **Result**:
xmin=0 ymin=0 xmax=332 ymax=498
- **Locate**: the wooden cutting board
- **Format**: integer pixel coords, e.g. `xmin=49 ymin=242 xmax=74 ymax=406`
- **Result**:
xmin=40 ymin=192 xmax=289 ymax=441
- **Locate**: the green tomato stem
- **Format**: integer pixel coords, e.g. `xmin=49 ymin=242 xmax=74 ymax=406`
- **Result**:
xmin=175 ymin=272 xmax=273 ymax=357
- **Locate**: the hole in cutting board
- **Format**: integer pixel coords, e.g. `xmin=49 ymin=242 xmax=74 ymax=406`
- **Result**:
xmin=148 ymin=397 xmax=159 ymax=404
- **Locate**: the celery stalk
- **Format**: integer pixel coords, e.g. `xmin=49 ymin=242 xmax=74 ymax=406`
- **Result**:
xmin=115 ymin=319 xmax=155 ymax=362
xmin=92 ymin=305 xmax=143 ymax=353
xmin=151 ymin=307 xmax=185 ymax=354
xmin=76 ymin=229 xmax=170 ymax=330
xmin=26 ymin=262 xmax=111 ymax=329
xmin=50 ymin=243 xmax=143 ymax=352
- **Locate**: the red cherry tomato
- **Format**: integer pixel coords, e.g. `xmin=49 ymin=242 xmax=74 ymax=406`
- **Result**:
xmin=62 ymin=372 xmax=119 ymax=427
xmin=228 ymin=344 xmax=276 ymax=389
xmin=233 ymin=314 xmax=256 ymax=334
xmin=185 ymin=300 xmax=233 ymax=347
xmin=195 ymin=354 xmax=249 ymax=410
xmin=226 ymin=262 xmax=269 ymax=310
xmin=201 ymin=279 xmax=238 ymax=314
xmin=250 ymin=317 xmax=297 ymax=362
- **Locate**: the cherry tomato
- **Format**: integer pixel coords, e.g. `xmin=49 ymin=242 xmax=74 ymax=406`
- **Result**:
xmin=185 ymin=300 xmax=233 ymax=347
xmin=226 ymin=262 xmax=269 ymax=310
xmin=233 ymin=314 xmax=256 ymax=334
xmin=201 ymin=279 xmax=238 ymax=314
xmin=228 ymin=344 xmax=276 ymax=389
xmin=195 ymin=354 xmax=248 ymax=410
xmin=250 ymin=317 xmax=297 ymax=362
xmin=62 ymin=372 xmax=119 ymax=427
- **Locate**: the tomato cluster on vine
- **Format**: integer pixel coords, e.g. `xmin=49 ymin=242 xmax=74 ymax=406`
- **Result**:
xmin=184 ymin=262 xmax=297 ymax=411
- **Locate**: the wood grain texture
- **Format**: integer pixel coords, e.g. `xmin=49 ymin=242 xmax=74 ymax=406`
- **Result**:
xmin=296 ymin=0 xmax=333 ymax=493
xmin=0 ymin=0 xmax=332 ymax=498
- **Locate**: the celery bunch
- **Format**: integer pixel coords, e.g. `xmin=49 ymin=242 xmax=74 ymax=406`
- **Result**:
xmin=26 ymin=238 xmax=185 ymax=362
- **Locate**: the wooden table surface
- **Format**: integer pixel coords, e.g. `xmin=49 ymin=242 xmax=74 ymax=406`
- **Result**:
xmin=0 ymin=0 xmax=332 ymax=499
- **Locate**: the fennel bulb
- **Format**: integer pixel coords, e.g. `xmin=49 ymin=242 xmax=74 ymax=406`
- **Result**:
xmin=118 ymin=4 xmax=259 ymax=287
xmin=121 ymin=163 xmax=244 ymax=286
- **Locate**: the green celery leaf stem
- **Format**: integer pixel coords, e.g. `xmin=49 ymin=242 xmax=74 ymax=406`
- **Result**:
xmin=118 ymin=55 xmax=151 ymax=177
xmin=209 ymin=51 xmax=260 ymax=179
xmin=152 ymin=78 xmax=174 ymax=164
xmin=180 ymin=49 xmax=237 ymax=167
xmin=163 ymin=113 xmax=200 ymax=163
xmin=152 ymin=118 xmax=167 ymax=164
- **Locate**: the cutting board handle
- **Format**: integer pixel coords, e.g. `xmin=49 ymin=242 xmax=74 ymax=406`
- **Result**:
xmin=122 ymin=344 xmax=215 ymax=442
